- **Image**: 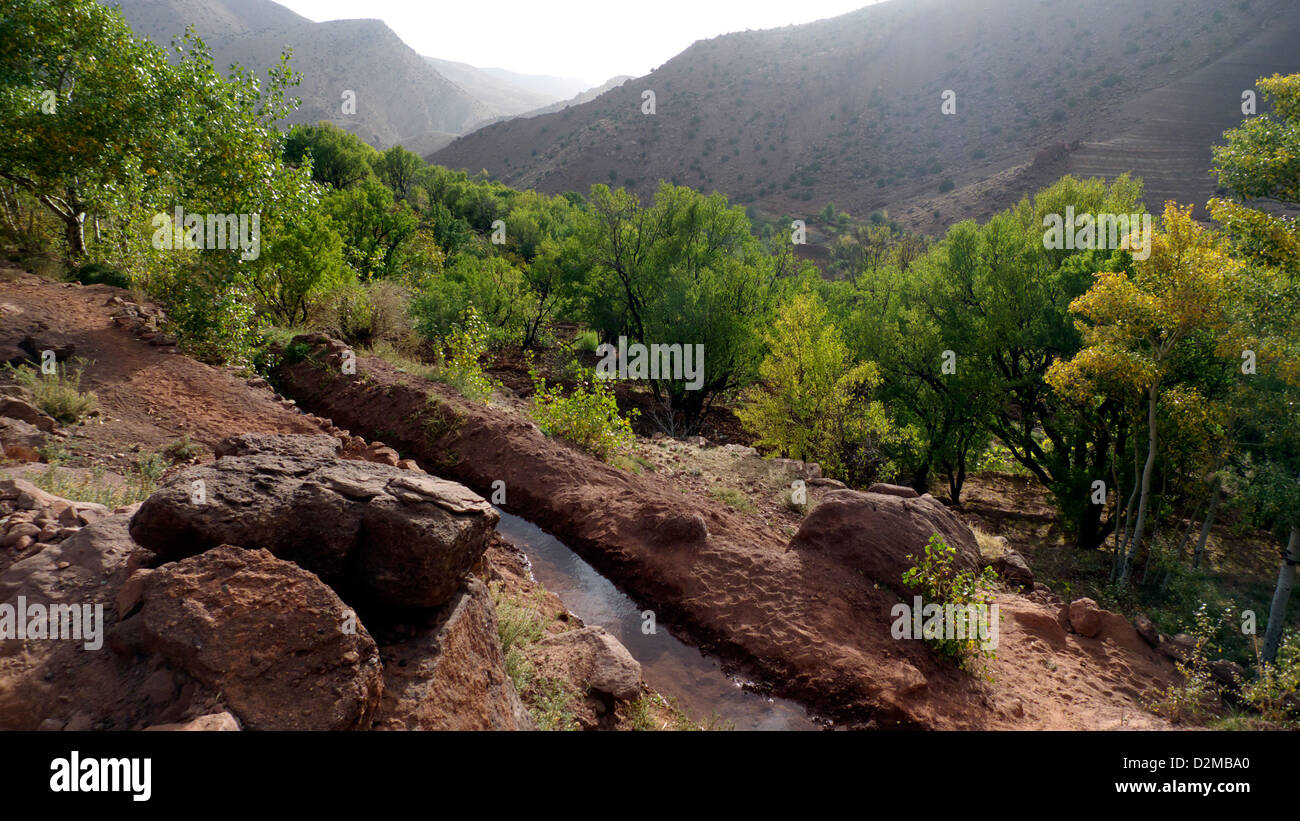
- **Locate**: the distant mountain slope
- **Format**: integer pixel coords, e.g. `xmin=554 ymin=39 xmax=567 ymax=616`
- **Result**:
xmin=423 ymin=57 xmax=560 ymax=118
xmin=106 ymin=0 xmax=492 ymax=148
xmin=431 ymin=0 xmax=1300 ymax=232
xmin=475 ymin=67 xmax=591 ymax=103
xmin=465 ymin=75 xmax=636 ymax=133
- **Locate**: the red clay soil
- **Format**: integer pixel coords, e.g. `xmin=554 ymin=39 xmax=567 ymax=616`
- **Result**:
xmin=0 ymin=266 xmax=321 ymax=463
xmin=276 ymin=340 xmax=1178 ymax=729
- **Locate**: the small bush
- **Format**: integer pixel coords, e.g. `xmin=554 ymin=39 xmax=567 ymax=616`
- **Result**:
xmin=162 ymin=434 xmax=202 ymax=464
xmin=710 ymin=485 xmax=756 ymax=513
xmin=1147 ymin=603 xmax=1231 ymax=723
xmin=5 ymin=359 xmax=99 ymax=424
xmin=902 ymin=534 xmax=1000 ymax=673
xmin=70 ymin=262 xmax=131 ymax=290
xmin=528 ymin=360 xmax=637 ymax=462
xmin=939 ymin=178 xmax=955 ymax=193
xmin=1242 ymin=631 xmax=1300 ymax=726
xmin=434 ymin=307 xmax=495 ymax=403
xmin=573 ymin=330 xmax=600 ymax=352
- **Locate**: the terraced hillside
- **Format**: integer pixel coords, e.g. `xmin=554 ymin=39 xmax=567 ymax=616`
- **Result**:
xmin=431 ymin=0 xmax=1300 ymax=233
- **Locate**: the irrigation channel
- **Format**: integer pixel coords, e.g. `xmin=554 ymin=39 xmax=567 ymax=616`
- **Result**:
xmin=494 ymin=509 xmax=821 ymax=730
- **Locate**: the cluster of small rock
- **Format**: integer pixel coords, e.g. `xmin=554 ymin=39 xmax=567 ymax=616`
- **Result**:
xmin=107 ymin=295 xmax=177 ymax=349
xmin=1066 ymin=598 xmax=1245 ymax=692
xmin=0 ymin=480 xmax=111 ymax=564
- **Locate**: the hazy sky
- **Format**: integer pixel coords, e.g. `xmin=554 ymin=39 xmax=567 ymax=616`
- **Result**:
xmin=275 ymin=0 xmax=877 ymax=86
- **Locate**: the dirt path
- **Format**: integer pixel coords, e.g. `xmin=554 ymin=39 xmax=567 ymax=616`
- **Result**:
xmin=0 ymin=266 xmax=320 ymax=468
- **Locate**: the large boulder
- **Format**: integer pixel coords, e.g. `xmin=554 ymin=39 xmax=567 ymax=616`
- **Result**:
xmin=788 ymin=488 xmax=980 ymax=592
xmin=118 ymin=545 xmax=383 ymax=731
xmin=128 ymin=434 xmax=498 ymax=608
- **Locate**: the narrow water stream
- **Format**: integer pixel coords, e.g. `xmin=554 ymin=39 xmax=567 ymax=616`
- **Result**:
xmin=494 ymin=510 xmax=820 ymax=731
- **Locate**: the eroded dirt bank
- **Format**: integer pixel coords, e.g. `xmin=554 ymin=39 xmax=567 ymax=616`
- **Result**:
xmin=274 ymin=337 xmax=1179 ymax=729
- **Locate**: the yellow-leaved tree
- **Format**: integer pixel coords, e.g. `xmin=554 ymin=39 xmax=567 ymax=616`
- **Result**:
xmin=1046 ymin=203 xmax=1243 ymax=587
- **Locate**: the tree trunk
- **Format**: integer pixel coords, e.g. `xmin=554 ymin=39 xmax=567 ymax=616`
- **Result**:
xmin=1262 ymin=526 xmax=1300 ymax=663
xmin=1192 ymin=476 xmax=1221 ymax=569
xmin=1118 ymin=442 xmax=1142 ymax=561
xmin=1120 ymin=387 xmax=1159 ymax=588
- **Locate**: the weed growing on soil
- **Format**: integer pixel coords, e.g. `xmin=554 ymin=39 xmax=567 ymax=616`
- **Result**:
xmin=710 ymin=485 xmax=756 ymax=513
xmin=30 ymin=463 xmax=156 ymax=508
xmin=363 ymin=340 xmax=439 ymax=382
xmin=527 ymin=355 xmax=637 ymax=462
xmin=162 ymin=434 xmax=202 ymax=464
xmin=902 ymin=534 xmax=1000 ymax=675
xmin=5 ymin=358 xmax=99 ymax=424
xmin=1146 ymin=603 xmax=1232 ymax=723
xmin=611 ymin=453 xmax=656 ymax=474
xmin=1241 ymin=631 xmax=1300 ymax=727
xmin=490 ymin=582 xmax=579 ymax=731
xmin=781 ymin=486 xmax=809 ymax=516
xmin=624 ymin=692 xmax=708 ymax=731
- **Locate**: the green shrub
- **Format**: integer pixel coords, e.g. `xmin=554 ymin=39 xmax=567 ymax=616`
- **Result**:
xmin=574 ymin=329 xmax=600 ymax=352
xmin=154 ymin=265 xmax=262 ymax=367
xmin=5 ymin=358 xmax=98 ymax=424
xmin=901 ymin=534 xmax=1000 ymax=672
xmin=162 ymin=434 xmax=202 ymax=464
xmin=433 ymin=307 xmax=495 ymax=403
xmin=69 ymin=262 xmax=131 ymax=290
xmin=1147 ymin=603 xmax=1233 ymax=723
xmin=528 ymin=360 xmax=637 ymax=462
xmin=710 ymin=485 xmax=756 ymax=513
xmin=1242 ymin=631 xmax=1300 ymax=726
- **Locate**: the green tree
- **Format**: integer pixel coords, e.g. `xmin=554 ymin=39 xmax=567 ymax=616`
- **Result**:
xmin=324 ymin=178 xmax=418 ymax=280
xmin=1210 ymin=72 xmax=1300 ymax=662
xmin=374 ymin=144 xmax=423 ymax=202
xmin=1047 ymin=203 xmax=1242 ymax=587
xmin=284 ymin=122 xmax=378 ymax=190
xmin=248 ymin=210 xmax=349 ymax=325
xmin=737 ymin=292 xmax=899 ymax=484
xmin=0 ymin=0 xmax=180 ymax=256
xmin=578 ymin=182 xmax=799 ymax=432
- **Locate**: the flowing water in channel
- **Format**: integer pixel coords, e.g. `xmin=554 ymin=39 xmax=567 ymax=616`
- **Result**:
xmin=494 ymin=509 xmax=820 ymax=731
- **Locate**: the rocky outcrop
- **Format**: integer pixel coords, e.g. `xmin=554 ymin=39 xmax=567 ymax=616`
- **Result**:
xmin=0 ymin=387 xmax=65 ymax=463
xmin=1068 ymin=597 xmax=1104 ymax=637
xmin=375 ymin=578 xmax=533 ymax=731
xmin=128 ymin=434 xmax=498 ymax=608
xmin=1 ymin=434 xmax=537 ymax=732
xmin=789 ymin=488 xmax=981 ymax=593
xmin=990 ymin=550 xmax=1034 ymax=590
xmin=115 ymin=545 xmax=384 ymax=731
